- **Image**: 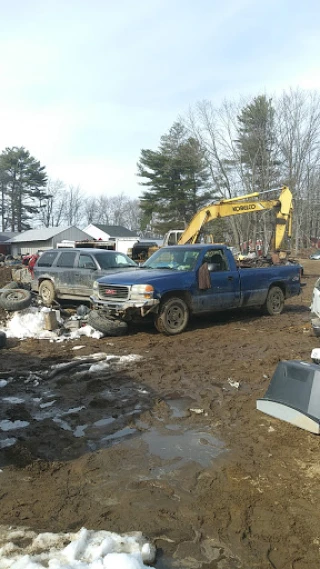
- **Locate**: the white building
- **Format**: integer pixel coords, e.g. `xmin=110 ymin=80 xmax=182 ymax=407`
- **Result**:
xmin=9 ymin=226 xmax=91 ymax=256
xmin=83 ymin=224 xmax=139 ymax=255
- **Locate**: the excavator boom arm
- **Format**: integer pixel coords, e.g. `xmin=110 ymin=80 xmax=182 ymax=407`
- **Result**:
xmin=177 ymin=186 xmax=293 ymax=251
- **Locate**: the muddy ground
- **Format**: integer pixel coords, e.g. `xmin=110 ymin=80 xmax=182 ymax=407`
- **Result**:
xmin=0 ymin=261 xmax=320 ymax=568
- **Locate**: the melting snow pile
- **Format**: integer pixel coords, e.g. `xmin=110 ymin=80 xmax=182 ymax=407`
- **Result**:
xmin=0 ymin=526 xmax=156 ymax=568
xmin=0 ymin=307 xmax=103 ymax=341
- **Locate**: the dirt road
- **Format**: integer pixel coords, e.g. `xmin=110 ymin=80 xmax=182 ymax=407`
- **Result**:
xmin=0 ymin=261 xmax=319 ymax=568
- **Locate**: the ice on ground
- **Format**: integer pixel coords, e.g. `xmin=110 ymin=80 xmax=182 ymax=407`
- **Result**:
xmin=0 ymin=308 xmax=103 ymax=341
xmin=0 ymin=526 xmax=156 ymax=568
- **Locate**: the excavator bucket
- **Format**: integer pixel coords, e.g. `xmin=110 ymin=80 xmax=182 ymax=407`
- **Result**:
xmin=257 ymin=360 xmax=320 ymax=434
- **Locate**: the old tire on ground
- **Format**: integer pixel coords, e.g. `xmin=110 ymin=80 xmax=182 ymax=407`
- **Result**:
xmin=0 ymin=289 xmax=32 ymax=311
xmin=39 ymin=280 xmax=56 ymax=306
xmin=2 ymin=281 xmax=20 ymax=290
xmin=0 ymin=331 xmax=6 ymax=348
xmin=262 ymin=286 xmax=285 ymax=316
xmin=154 ymin=297 xmax=189 ymax=335
xmin=88 ymin=310 xmax=128 ymax=336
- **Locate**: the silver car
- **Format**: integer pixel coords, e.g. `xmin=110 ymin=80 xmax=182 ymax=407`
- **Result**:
xmin=31 ymin=248 xmax=138 ymax=305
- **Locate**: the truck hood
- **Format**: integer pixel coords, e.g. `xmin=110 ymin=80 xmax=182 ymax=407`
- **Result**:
xmin=96 ymin=268 xmax=194 ymax=287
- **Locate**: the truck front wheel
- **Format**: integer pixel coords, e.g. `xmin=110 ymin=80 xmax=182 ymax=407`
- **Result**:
xmin=263 ymin=286 xmax=284 ymax=316
xmin=154 ymin=297 xmax=189 ymax=335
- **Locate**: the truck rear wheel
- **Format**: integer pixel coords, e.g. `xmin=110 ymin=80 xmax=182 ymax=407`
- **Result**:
xmin=263 ymin=286 xmax=284 ymax=316
xmin=39 ymin=280 xmax=56 ymax=306
xmin=154 ymin=297 xmax=189 ymax=335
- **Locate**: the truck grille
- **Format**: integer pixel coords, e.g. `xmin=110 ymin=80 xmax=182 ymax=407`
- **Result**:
xmin=98 ymin=284 xmax=129 ymax=301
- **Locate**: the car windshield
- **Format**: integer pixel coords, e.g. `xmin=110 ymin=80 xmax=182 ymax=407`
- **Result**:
xmin=142 ymin=248 xmax=200 ymax=270
xmin=94 ymin=252 xmax=138 ymax=270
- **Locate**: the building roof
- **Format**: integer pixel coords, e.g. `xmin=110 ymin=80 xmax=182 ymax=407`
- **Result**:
xmin=93 ymin=224 xmax=138 ymax=238
xmin=9 ymin=226 xmax=81 ymax=243
xmin=0 ymin=232 xmax=18 ymax=242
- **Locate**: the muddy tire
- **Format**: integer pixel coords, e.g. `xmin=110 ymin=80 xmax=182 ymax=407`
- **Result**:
xmin=262 ymin=286 xmax=284 ymax=316
xmin=0 ymin=289 xmax=32 ymax=311
xmin=154 ymin=297 xmax=189 ymax=335
xmin=39 ymin=280 xmax=56 ymax=306
xmin=0 ymin=331 xmax=6 ymax=348
xmin=2 ymin=281 xmax=20 ymax=290
xmin=88 ymin=310 xmax=128 ymax=336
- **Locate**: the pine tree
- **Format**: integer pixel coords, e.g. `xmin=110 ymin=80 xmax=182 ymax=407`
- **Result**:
xmin=0 ymin=147 xmax=48 ymax=231
xmin=137 ymin=122 xmax=216 ymax=234
xmin=236 ymin=96 xmax=281 ymax=252
xmin=237 ymin=95 xmax=280 ymax=193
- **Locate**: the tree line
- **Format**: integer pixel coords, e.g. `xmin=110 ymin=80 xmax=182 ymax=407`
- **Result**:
xmin=2 ymin=88 xmax=320 ymax=251
xmin=0 ymin=148 xmax=141 ymax=233
xmin=138 ymin=88 xmax=320 ymax=252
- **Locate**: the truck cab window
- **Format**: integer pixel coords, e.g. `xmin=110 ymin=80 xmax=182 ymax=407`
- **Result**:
xmin=203 ymin=250 xmax=228 ymax=271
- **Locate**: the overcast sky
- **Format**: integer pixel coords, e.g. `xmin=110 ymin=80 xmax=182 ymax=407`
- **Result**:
xmin=0 ymin=0 xmax=319 ymax=199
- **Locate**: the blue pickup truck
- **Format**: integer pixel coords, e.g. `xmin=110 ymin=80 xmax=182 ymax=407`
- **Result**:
xmin=90 ymin=244 xmax=302 ymax=335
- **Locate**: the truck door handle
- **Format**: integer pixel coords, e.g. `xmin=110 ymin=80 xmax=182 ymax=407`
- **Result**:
xmin=227 ymin=276 xmax=233 ymax=281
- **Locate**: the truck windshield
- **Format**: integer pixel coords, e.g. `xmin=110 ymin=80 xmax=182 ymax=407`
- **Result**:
xmin=143 ymin=248 xmax=200 ymax=270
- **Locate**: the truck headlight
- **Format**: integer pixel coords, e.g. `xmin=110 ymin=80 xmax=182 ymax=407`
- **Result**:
xmin=130 ymin=284 xmax=154 ymax=300
xmin=93 ymin=281 xmax=99 ymax=290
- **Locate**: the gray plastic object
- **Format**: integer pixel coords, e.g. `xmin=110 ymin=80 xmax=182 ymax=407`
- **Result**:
xmin=257 ymin=360 xmax=320 ymax=434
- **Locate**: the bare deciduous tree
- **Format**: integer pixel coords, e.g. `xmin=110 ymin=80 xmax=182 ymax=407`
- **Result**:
xmin=38 ymin=179 xmax=66 ymax=227
xmin=277 ymin=88 xmax=320 ymax=249
xmin=62 ymin=185 xmax=86 ymax=226
xmin=83 ymin=193 xmax=141 ymax=231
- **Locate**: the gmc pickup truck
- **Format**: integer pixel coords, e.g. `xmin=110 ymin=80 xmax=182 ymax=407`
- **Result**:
xmin=90 ymin=244 xmax=302 ymax=335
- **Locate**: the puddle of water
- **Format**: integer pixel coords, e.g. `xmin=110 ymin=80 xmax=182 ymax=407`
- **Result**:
xmin=52 ymin=418 xmax=72 ymax=431
xmin=0 ymin=420 xmax=30 ymax=431
xmin=101 ymin=426 xmax=137 ymax=444
xmin=73 ymin=425 xmax=88 ymax=438
xmin=2 ymin=397 xmax=25 ymax=404
xmin=0 ymin=438 xmax=17 ymax=449
xmin=141 ymin=427 xmax=224 ymax=468
xmin=165 ymin=398 xmax=195 ymax=418
xmin=39 ymin=400 xmax=56 ymax=409
xmin=93 ymin=417 xmax=115 ymax=428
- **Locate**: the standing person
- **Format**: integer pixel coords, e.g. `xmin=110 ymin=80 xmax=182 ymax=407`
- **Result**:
xmin=28 ymin=253 xmax=39 ymax=277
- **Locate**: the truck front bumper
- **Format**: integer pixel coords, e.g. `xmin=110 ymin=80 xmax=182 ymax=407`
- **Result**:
xmin=90 ymin=297 xmax=160 ymax=318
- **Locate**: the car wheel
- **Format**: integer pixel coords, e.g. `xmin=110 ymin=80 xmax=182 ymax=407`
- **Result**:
xmin=39 ymin=280 xmax=56 ymax=306
xmin=0 ymin=289 xmax=32 ymax=311
xmin=154 ymin=297 xmax=189 ymax=335
xmin=262 ymin=286 xmax=284 ymax=316
xmin=88 ymin=310 xmax=128 ymax=336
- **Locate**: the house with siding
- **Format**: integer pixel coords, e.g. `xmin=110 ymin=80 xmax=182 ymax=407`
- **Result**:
xmin=9 ymin=226 xmax=91 ymax=256
xmin=83 ymin=224 xmax=139 ymax=255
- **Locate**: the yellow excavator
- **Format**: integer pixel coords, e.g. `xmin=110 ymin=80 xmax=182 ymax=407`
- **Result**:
xmin=161 ymin=186 xmax=293 ymax=258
